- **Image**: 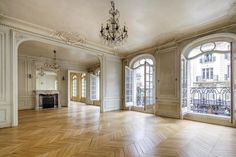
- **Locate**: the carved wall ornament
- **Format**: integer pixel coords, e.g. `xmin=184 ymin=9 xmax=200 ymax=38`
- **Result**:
xmin=51 ymin=31 xmax=86 ymax=45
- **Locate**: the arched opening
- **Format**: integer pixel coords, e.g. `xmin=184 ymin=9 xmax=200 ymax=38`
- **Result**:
xmin=16 ymin=39 xmax=102 ymax=125
xmin=181 ymin=35 xmax=235 ymax=123
xmin=125 ymin=54 xmax=155 ymax=112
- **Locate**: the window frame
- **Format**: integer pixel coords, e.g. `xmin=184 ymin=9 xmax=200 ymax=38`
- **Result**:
xmin=127 ymin=54 xmax=156 ymax=108
xmin=181 ymin=38 xmax=233 ymax=120
xmin=72 ymin=75 xmax=77 ymax=97
xmin=90 ymin=74 xmax=99 ymax=100
xmin=81 ymin=74 xmax=86 ymax=98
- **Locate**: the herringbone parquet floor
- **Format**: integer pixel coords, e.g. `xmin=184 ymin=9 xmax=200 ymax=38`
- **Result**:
xmin=0 ymin=103 xmax=236 ymax=157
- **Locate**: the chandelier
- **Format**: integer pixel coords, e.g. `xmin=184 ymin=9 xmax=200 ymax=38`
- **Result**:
xmin=100 ymin=1 xmax=128 ymax=46
xmin=38 ymin=67 xmax=45 ymax=76
xmin=44 ymin=50 xmax=60 ymax=72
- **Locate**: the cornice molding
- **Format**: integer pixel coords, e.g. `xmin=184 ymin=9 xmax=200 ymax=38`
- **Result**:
xmin=1 ymin=13 xmax=235 ymax=59
xmin=125 ymin=21 xmax=236 ymax=59
xmin=0 ymin=14 xmax=117 ymax=57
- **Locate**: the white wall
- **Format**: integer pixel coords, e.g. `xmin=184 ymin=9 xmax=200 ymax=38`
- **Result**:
xmin=155 ymin=47 xmax=181 ymax=118
xmin=59 ymin=69 xmax=70 ymax=107
xmin=101 ymin=55 xmax=122 ymax=112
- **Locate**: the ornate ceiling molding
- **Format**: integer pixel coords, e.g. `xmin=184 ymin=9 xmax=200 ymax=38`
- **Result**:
xmin=50 ymin=31 xmax=86 ymax=45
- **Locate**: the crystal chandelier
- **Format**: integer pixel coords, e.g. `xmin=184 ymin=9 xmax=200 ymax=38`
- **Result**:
xmin=44 ymin=50 xmax=60 ymax=72
xmin=100 ymin=1 xmax=128 ymax=46
xmin=38 ymin=67 xmax=45 ymax=76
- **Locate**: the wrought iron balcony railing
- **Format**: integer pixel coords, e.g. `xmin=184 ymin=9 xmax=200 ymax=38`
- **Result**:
xmin=189 ymin=87 xmax=231 ymax=116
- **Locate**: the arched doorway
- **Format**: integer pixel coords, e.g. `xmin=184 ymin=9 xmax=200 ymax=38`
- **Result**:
xmin=14 ymin=36 xmax=103 ymax=126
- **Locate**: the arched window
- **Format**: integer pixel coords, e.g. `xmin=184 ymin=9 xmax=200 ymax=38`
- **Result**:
xmin=181 ymin=40 xmax=232 ymax=117
xmin=72 ymin=75 xmax=77 ymax=97
xmin=81 ymin=73 xmax=86 ymax=98
xmin=125 ymin=55 xmax=155 ymax=108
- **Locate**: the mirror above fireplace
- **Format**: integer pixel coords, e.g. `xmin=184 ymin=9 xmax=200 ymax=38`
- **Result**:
xmin=36 ymin=71 xmax=58 ymax=90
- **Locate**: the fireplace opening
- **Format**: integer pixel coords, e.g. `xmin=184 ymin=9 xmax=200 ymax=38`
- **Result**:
xmin=39 ymin=94 xmax=58 ymax=109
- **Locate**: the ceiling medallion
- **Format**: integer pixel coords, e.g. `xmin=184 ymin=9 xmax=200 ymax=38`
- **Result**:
xmin=100 ymin=1 xmax=128 ymax=46
xmin=51 ymin=31 xmax=86 ymax=45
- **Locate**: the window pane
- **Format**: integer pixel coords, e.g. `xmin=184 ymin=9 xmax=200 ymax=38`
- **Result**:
xmin=140 ymin=59 xmax=145 ymax=64
xmin=82 ymin=77 xmax=86 ymax=97
xmin=133 ymin=61 xmax=140 ymax=68
xmin=130 ymin=57 xmax=155 ymax=106
xmin=90 ymin=75 xmax=98 ymax=100
xmin=146 ymin=59 xmax=153 ymax=65
xmin=188 ymin=46 xmax=201 ymax=58
xmin=215 ymin=41 xmax=230 ymax=51
xmin=149 ymin=67 xmax=153 ymax=74
xmin=72 ymin=78 xmax=77 ymax=97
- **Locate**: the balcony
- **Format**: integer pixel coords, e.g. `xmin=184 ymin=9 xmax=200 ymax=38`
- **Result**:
xmin=195 ymin=75 xmax=218 ymax=82
xmin=189 ymin=87 xmax=231 ymax=116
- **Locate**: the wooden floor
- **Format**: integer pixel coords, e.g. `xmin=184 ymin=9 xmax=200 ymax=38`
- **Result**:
xmin=0 ymin=104 xmax=236 ymax=157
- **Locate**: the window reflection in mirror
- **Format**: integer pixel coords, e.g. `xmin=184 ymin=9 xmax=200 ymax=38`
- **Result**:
xmin=36 ymin=70 xmax=58 ymax=90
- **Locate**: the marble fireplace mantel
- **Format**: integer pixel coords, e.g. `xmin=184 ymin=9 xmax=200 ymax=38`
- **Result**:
xmin=34 ymin=90 xmax=61 ymax=110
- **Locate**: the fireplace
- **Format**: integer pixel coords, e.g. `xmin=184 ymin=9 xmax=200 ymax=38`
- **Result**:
xmin=40 ymin=94 xmax=58 ymax=108
xmin=34 ymin=90 xmax=60 ymax=110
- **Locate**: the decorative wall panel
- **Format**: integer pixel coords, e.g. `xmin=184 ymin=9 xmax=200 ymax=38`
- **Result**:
xmin=0 ymin=109 xmax=6 ymax=122
xmin=59 ymin=69 xmax=68 ymax=107
xmin=0 ymin=27 xmax=11 ymax=128
xmin=104 ymin=98 xmax=121 ymax=112
xmin=156 ymin=47 xmax=180 ymax=118
xmin=157 ymin=47 xmax=178 ymax=99
xmin=18 ymin=56 xmax=36 ymax=110
xmin=102 ymin=56 xmax=122 ymax=112
xmin=0 ymin=32 xmax=7 ymax=104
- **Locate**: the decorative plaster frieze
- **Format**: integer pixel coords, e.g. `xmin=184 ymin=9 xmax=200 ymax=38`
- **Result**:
xmin=50 ymin=31 xmax=86 ymax=45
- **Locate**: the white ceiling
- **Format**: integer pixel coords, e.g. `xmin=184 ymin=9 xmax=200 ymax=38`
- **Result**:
xmin=18 ymin=41 xmax=100 ymax=66
xmin=1 ymin=0 xmax=235 ymax=55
